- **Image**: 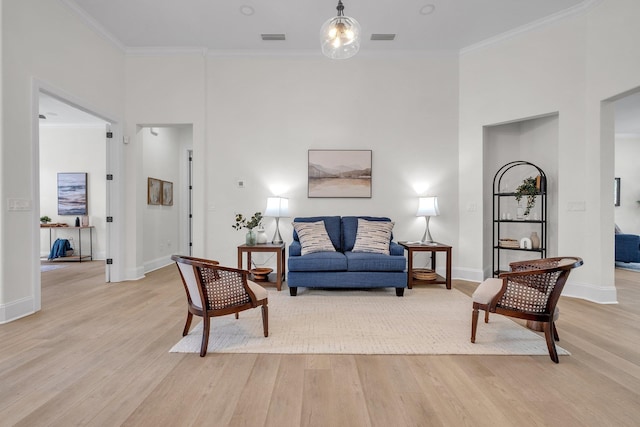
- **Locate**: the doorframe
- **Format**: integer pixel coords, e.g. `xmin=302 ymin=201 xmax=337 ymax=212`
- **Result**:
xmin=32 ymin=79 xmax=125 ymax=308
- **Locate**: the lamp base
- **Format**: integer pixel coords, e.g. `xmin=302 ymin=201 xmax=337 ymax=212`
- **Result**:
xmin=271 ymin=217 xmax=283 ymax=245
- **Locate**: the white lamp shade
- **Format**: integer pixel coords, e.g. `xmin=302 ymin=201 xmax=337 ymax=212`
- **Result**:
xmin=265 ymin=197 xmax=290 ymax=218
xmin=416 ymin=197 xmax=439 ymax=217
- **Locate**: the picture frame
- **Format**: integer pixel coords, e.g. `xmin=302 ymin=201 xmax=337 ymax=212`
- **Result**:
xmin=614 ymin=177 xmax=621 ymax=206
xmin=162 ymin=181 xmax=173 ymax=206
xmin=148 ymin=177 xmax=162 ymax=205
xmin=57 ymin=172 xmax=88 ymax=215
xmin=308 ymin=149 xmax=372 ymax=198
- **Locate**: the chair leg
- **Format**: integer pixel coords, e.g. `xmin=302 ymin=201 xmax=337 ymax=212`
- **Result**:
xmin=552 ymin=321 xmax=560 ymax=341
xmin=235 ymin=313 xmax=239 ymax=319
xmin=182 ymin=312 xmax=193 ymax=336
xmin=262 ymin=304 xmax=269 ymax=337
xmin=471 ymin=306 xmax=479 ymax=343
xmin=200 ymin=316 xmax=210 ymax=357
xmin=484 ymin=310 xmax=490 ymax=323
xmin=543 ymin=322 xmax=559 ymax=363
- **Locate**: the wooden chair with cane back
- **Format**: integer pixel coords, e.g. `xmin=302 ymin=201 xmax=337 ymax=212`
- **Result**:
xmin=171 ymin=254 xmax=269 ymax=357
xmin=471 ymin=257 xmax=583 ymax=363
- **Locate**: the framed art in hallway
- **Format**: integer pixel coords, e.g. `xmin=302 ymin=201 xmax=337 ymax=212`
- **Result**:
xmin=148 ymin=177 xmax=162 ymax=205
xmin=57 ymin=172 xmax=87 ymax=215
xmin=308 ymin=150 xmax=372 ymax=198
xmin=162 ymin=181 xmax=173 ymax=206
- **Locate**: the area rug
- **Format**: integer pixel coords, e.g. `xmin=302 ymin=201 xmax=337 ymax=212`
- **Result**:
xmin=615 ymin=261 xmax=640 ymax=272
xmin=170 ymin=287 xmax=569 ymax=356
xmin=40 ymin=264 xmax=68 ymax=272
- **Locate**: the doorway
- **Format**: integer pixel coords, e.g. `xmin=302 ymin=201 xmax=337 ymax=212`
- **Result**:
xmin=33 ymin=82 xmax=124 ymax=312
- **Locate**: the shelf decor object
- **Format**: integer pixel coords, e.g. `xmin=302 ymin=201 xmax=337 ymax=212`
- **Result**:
xmin=492 ymin=161 xmax=547 ymax=276
xmin=416 ymin=196 xmax=440 ymax=244
xmin=320 ymin=0 xmax=361 ymax=59
xmin=264 ymin=197 xmax=289 ymax=244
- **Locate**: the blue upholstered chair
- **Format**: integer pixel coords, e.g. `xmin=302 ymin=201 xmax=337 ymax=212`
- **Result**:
xmin=615 ymin=233 xmax=640 ymax=263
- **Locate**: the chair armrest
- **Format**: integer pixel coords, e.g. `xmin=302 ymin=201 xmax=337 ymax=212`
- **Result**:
xmin=389 ymin=241 xmax=404 ymax=256
xmin=289 ymin=241 xmax=302 ymax=257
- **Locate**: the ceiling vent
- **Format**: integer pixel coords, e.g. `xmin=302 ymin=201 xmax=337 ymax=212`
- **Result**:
xmin=370 ymin=34 xmax=396 ymax=41
xmin=261 ymin=34 xmax=286 ymax=41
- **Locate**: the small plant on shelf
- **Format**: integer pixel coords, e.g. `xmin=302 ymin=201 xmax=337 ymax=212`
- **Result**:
xmin=40 ymin=215 xmax=52 ymax=224
xmin=514 ymin=177 xmax=538 ymax=217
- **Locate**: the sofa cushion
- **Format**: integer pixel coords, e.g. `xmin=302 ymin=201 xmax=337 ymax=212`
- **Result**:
xmin=344 ymin=251 xmax=406 ymax=272
xmin=293 ymin=221 xmax=336 ymax=256
xmin=288 ymin=251 xmax=348 ymax=272
xmin=352 ymin=218 xmax=394 ymax=255
xmin=342 ymin=216 xmax=392 ymax=251
xmin=293 ymin=216 xmax=342 ymax=251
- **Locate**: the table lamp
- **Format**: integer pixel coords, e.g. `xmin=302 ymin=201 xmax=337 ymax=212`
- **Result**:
xmin=264 ymin=197 xmax=289 ymax=244
xmin=416 ymin=196 xmax=439 ymax=244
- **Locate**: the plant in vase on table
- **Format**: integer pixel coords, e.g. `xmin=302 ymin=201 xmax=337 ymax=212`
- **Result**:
xmin=232 ymin=212 xmax=263 ymax=246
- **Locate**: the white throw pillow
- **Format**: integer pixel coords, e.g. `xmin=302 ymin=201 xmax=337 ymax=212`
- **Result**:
xmin=293 ymin=221 xmax=336 ymax=256
xmin=352 ymin=219 xmax=394 ymax=255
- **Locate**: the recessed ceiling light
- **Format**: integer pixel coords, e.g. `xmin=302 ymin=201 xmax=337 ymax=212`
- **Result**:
xmin=240 ymin=5 xmax=254 ymax=16
xmin=419 ymin=4 xmax=435 ymax=15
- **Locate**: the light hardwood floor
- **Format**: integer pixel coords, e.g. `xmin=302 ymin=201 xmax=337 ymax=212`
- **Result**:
xmin=1 ymin=262 xmax=638 ymax=426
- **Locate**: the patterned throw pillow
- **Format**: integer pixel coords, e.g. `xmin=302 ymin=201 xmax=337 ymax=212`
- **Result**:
xmin=292 ymin=221 xmax=336 ymax=256
xmin=352 ymin=219 xmax=394 ymax=255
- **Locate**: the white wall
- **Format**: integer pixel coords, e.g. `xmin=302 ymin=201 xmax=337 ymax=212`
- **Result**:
xmin=205 ymin=56 xmax=460 ymax=270
xmin=460 ymin=0 xmax=640 ymax=303
xmin=1 ymin=0 xmax=125 ymax=322
xmin=142 ymin=126 xmax=190 ymax=272
xmin=615 ymin=136 xmax=640 ymax=234
xmin=39 ymin=126 xmax=107 ymax=259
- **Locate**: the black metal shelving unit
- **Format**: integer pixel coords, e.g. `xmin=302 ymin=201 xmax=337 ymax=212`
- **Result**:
xmin=493 ymin=161 xmax=547 ymax=276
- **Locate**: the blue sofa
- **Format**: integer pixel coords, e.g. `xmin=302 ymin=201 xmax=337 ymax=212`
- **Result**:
xmin=615 ymin=233 xmax=640 ymax=263
xmin=287 ymin=216 xmax=407 ymax=296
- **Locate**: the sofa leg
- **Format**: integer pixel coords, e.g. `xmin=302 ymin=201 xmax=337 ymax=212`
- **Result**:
xmin=289 ymin=287 xmax=297 ymax=296
xmin=396 ymin=288 xmax=404 ymax=297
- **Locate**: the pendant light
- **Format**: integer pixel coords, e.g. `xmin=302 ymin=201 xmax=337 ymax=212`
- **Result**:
xmin=320 ymin=0 xmax=361 ymax=59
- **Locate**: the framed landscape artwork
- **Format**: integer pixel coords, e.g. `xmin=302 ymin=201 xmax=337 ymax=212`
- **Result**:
xmin=162 ymin=181 xmax=173 ymax=206
xmin=308 ymin=150 xmax=372 ymax=198
xmin=148 ymin=177 xmax=162 ymax=205
xmin=58 ymin=172 xmax=88 ymax=215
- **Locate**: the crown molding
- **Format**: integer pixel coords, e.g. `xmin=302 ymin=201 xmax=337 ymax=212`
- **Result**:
xmin=59 ymin=0 xmax=126 ymax=52
xmin=460 ymin=0 xmax=604 ymax=56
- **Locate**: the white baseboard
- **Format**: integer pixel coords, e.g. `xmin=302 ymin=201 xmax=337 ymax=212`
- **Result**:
xmin=144 ymin=256 xmax=174 ymax=274
xmin=451 ymin=267 xmax=484 ymax=283
xmin=562 ymin=281 xmax=618 ymax=304
xmin=0 ymin=296 xmax=37 ymax=324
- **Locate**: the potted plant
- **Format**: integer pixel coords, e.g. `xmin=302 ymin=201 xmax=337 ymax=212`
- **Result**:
xmin=514 ymin=177 xmax=538 ymax=217
xmin=232 ymin=212 xmax=263 ymax=246
xmin=40 ymin=215 xmax=52 ymax=225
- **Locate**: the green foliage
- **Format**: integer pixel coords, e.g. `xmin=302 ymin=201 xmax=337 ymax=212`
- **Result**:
xmin=232 ymin=212 xmax=263 ymax=230
xmin=40 ymin=216 xmax=52 ymax=223
xmin=514 ymin=177 xmax=538 ymax=217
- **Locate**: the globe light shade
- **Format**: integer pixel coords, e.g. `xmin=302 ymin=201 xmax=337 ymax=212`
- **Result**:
xmin=320 ymin=15 xmax=361 ymax=59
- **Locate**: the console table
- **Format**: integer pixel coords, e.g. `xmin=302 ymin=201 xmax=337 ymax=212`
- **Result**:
xmin=42 ymin=225 xmax=94 ymax=262
xmin=399 ymin=242 xmax=452 ymax=289
xmin=237 ymin=243 xmax=285 ymax=291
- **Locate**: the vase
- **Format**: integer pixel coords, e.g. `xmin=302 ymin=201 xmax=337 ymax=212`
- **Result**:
xmin=245 ymin=230 xmax=257 ymax=246
xmin=256 ymin=227 xmax=268 ymax=244
xmin=530 ymin=231 xmax=540 ymax=249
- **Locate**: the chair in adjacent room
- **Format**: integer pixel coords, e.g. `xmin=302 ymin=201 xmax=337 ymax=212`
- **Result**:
xmin=172 ymin=254 xmax=269 ymax=357
xmin=470 ymin=257 xmax=583 ymax=363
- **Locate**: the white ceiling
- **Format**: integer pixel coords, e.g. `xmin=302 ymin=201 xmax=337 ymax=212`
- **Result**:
xmin=43 ymin=0 xmax=639 ymax=134
xmin=64 ymin=0 xmax=589 ymax=53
